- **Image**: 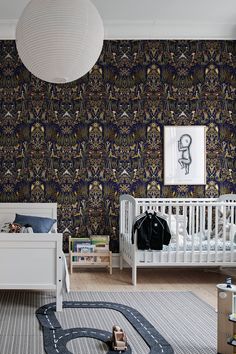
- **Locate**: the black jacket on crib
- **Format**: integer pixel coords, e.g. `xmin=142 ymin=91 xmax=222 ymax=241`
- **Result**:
xmin=132 ymin=211 xmax=171 ymax=250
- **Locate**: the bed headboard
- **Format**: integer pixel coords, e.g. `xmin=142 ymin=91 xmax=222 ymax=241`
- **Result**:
xmin=0 ymin=203 xmax=58 ymax=230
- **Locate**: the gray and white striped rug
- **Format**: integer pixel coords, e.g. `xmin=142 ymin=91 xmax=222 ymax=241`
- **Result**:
xmin=0 ymin=291 xmax=216 ymax=354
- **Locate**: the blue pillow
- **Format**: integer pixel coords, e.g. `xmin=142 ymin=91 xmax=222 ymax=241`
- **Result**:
xmin=14 ymin=214 xmax=56 ymax=233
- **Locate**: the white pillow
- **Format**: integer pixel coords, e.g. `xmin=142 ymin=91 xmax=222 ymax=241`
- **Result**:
xmin=210 ymin=209 xmax=231 ymax=239
xmin=166 ymin=214 xmax=189 ymax=245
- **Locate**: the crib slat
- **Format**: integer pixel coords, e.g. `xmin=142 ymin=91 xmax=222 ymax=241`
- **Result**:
xmin=123 ymin=201 xmax=126 ymax=234
xmin=231 ymin=206 xmax=234 ymax=263
xmin=183 ymin=205 xmax=187 ymax=263
xmin=161 ymin=205 xmax=165 ymax=216
xmin=128 ymin=202 xmax=132 ymax=236
xmin=192 ymin=205 xmax=195 ymax=234
xmin=176 ymin=206 xmax=179 ymax=263
xmin=215 ymin=206 xmax=219 ymax=263
xmin=202 ymin=205 xmax=206 ymax=234
xmin=160 ymin=205 xmax=165 ymax=264
xmin=207 ymin=205 xmax=212 ymax=263
xmin=222 ymin=205 xmax=226 ymax=263
xmin=144 ymin=250 xmax=147 ymax=264
xmin=191 ymin=205 xmax=196 ymax=263
xmin=168 ymin=205 xmax=172 ymax=263
xmin=132 ymin=232 xmax=137 ymax=285
xmin=160 ymin=248 xmax=163 ymax=264
xmin=196 ymin=206 xmax=199 ymax=234
xmin=189 ymin=205 xmax=192 ymax=236
xmin=153 ymin=250 xmax=156 ymax=263
xmin=199 ymin=205 xmax=203 ymax=264
xmin=126 ymin=201 xmax=129 ymax=235
xmin=124 ymin=201 xmax=128 ymax=260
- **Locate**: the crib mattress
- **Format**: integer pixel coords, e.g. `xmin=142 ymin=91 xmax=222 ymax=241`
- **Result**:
xmin=164 ymin=239 xmax=235 ymax=252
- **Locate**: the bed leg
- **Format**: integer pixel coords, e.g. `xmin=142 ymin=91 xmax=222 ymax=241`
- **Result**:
xmin=56 ymin=270 xmax=62 ymax=311
xmin=132 ymin=264 xmax=137 ymax=286
xmin=56 ymin=245 xmax=63 ymax=311
xmin=56 ymin=291 xmax=63 ymax=312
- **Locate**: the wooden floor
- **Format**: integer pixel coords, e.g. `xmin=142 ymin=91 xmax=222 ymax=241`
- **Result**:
xmin=70 ymin=267 xmax=236 ymax=308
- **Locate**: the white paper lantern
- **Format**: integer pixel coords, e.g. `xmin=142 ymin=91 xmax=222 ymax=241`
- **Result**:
xmin=16 ymin=0 xmax=104 ymax=83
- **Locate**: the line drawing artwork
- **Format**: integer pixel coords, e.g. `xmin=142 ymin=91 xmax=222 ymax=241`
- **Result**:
xmin=178 ymin=134 xmax=192 ymax=175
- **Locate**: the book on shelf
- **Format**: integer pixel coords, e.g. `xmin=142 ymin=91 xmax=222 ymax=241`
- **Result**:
xmin=70 ymin=237 xmax=90 ymax=244
xmin=91 ymin=235 xmax=109 ymax=245
xmin=71 ymin=237 xmax=91 ymax=244
xmin=74 ymin=241 xmax=90 ymax=249
xmin=77 ymin=244 xmax=95 ymax=253
xmin=70 ymin=238 xmax=89 ymax=261
xmin=73 ymin=242 xmax=90 ymax=261
xmin=77 ymin=244 xmax=95 ymax=262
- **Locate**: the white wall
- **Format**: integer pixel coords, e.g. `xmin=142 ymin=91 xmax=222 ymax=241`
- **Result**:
xmin=0 ymin=0 xmax=236 ymax=39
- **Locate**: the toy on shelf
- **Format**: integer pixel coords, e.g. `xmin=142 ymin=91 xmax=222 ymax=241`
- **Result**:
xmin=111 ymin=325 xmax=128 ymax=351
xmin=217 ymin=279 xmax=236 ymax=354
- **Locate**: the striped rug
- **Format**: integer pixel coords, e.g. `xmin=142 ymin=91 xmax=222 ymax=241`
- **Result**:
xmin=0 ymin=291 xmax=216 ymax=354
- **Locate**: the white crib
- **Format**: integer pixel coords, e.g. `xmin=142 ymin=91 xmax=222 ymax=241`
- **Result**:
xmin=119 ymin=194 xmax=236 ymax=285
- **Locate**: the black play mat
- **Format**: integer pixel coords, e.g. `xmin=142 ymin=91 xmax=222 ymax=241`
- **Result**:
xmin=36 ymin=301 xmax=174 ymax=354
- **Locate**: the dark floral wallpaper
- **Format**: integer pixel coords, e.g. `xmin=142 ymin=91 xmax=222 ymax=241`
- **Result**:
xmin=0 ymin=40 xmax=235 ymax=252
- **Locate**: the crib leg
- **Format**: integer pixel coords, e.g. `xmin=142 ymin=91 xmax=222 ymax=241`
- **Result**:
xmin=120 ymin=254 xmax=123 ymax=271
xmin=132 ymin=264 xmax=137 ymax=286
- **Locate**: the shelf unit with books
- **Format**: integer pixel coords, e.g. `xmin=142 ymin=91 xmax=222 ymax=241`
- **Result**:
xmin=69 ymin=235 xmax=112 ymax=275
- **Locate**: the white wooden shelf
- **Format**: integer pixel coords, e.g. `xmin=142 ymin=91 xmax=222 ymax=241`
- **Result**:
xmin=69 ymin=237 xmax=112 ymax=275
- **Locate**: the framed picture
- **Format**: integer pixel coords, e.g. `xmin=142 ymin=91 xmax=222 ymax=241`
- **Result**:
xmin=164 ymin=126 xmax=206 ymax=185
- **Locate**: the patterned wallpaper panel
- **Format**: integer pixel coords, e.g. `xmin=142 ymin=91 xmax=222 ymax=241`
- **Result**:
xmin=0 ymin=40 xmax=235 ymax=252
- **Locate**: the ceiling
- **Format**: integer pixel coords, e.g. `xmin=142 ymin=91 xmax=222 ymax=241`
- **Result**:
xmin=0 ymin=0 xmax=236 ymax=39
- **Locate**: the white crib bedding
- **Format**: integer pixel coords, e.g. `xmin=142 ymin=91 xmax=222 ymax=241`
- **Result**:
xmin=165 ymin=238 xmax=236 ymax=252
xmin=167 ymin=223 xmax=236 ymax=252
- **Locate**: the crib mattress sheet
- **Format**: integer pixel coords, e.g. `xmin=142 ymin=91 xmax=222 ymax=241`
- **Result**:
xmin=164 ymin=238 xmax=236 ymax=252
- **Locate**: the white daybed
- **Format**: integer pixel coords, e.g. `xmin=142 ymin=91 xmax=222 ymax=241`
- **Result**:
xmin=119 ymin=194 xmax=236 ymax=285
xmin=0 ymin=203 xmax=63 ymax=311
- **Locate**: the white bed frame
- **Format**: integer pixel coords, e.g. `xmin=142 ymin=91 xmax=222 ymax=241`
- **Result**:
xmin=119 ymin=194 xmax=236 ymax=285
xmin=0 ymin=203 xmax=63 ymax=311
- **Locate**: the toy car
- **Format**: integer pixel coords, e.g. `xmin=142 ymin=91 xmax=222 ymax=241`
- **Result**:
xmin=111 ymin=325 xmax=128 ymax=351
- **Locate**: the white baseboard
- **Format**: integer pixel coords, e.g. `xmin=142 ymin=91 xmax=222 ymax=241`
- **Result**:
xmin=111 ymin=253 xmax=119 ymax=268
